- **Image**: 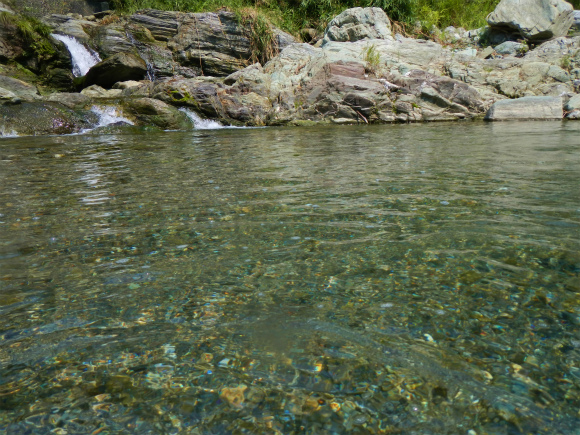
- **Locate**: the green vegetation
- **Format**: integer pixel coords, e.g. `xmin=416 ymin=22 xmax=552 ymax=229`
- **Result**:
xmin=108 ymin=0 xmax=508 ymax=36
xmin=0 ymin=11 xmax=55 ymax=57
xmin=363 ymin=43 xmax=381 ymax=74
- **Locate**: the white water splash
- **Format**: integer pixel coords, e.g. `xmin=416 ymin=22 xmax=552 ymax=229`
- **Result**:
xmin=78 ymin=106 xmax=135 ymax=134
xmin=52 ymin=34 xmax=101 ymax=77
xmin=91 ymin=106 xmax=134 ymax=128
xmin=0 ymin=127 xmax=19 ymax=138
xmin=179 ymin=108 xmax=224 ymax=129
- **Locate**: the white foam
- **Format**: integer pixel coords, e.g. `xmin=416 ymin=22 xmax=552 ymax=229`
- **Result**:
xmin=0 ymin=127 xmax=19 ymax=138
xmin=179 ymin=108 xmax=224 ymax=129
xmin=52 ymin=34 xmax=101 ymax=77
xmin=91 ymin=106 xmax=134 ymax=128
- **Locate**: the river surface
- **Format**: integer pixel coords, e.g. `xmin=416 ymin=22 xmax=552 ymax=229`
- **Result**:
xmin=1 ymin=122 xmax=579 ymax=435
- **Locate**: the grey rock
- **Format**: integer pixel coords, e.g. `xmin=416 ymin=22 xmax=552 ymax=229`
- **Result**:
xmin=84 ymin=52 xmax=148 ymax=89
xmin=0 ymin=102 xmax=94 ymax=135
xmin=456 ymin=48 xmax=477 ymax=57
xmin=169 ymin=11 xmax=251 ymax=77
xmin=487 ymin=0 xmax=574 ymax=41
xmin=123 ymin=97 xmax=191 ymax=130
xmin=322 ymin=7 xmax=392 ymax=45
xmin=81 ymin=85 xmax=122 ymax=98
xmin=112 ymin=80 xmax=145 ymax=90
xmin=0 ymin=86 xmax=21 ymax=105
xmin=0 ymin=75 xmax=39 ymax=101
xmin=494 ymin=41 xmax=526 ymax=56
xmin=274 ymin=28 xmax=297 ymax=51
xmin=0 ymin=2 xmax=14 ymax=13
xmin=43 ymin=92 xmax=90 ymax=109
xmin=130 ymin=9 xmax=181 ymax=41
xmin=478 ymin=46 xmax=496 ymax=59
xmin=93 ymin=25 xmax=136 ymax=58
xmin=484 ymin=96 xmax=563 ymax=120
xmin=564 ymin=93 xmax=580 ymax=110
xmin=572 ymin=10 xmax=580 ymax=33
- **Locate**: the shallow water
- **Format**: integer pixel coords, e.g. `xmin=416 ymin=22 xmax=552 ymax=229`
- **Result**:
xmin=0 ymin=122 xmax=579 ymax=435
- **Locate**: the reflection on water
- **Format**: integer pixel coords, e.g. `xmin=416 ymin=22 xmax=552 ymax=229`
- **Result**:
xmin=0 ymin=122 xmax=579 ymax=434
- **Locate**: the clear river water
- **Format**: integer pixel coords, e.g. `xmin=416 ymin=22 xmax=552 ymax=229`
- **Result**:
xmin=0 ymin=121 xmax=579 ymax=435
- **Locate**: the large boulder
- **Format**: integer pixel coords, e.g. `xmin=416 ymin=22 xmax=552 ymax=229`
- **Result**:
xmin=487 ymin=0 xmax=575 ymax=41
xmin=484 ymin=96 xmax=563 ymax=120
xmin=564 ymin=93 xmax=580 ymax=118
xmin=0 ymin=75 xmax=40 ymax=101
xmin=168 ymin=11 xmax=252 ymax=77
xmin=0 ymin=102 xmax=95 ymax=135
xmin=0 ymin=87 xmax=21 ymax=105
xmin=130 ymin=9 xmax=181 ymax=42
xmin=83 ymin=52 xmax=148 ymax=89
xmin=168 ymin=10 xmax=295 ymax=77
xmin=123 ymin=97 xmax=192 ymax=130
xmin=92 ymin=25 xmax=137 ymax=57
xmin=322 ymin=7 xmax=392 ymax=45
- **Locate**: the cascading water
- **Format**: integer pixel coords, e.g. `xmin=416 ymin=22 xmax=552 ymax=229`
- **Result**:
xmin=0 ymin=127 xmax=19 ymax=138
xmin=179 ymin=108 xmax=224 ymax=129
xmin=79 ymin=106 xmax=135 ymax=133
xmin=52 ymin=34 xmax=101 ymax=77
xmin=125 ymin=31 xmax=156 ymax=82
xmin=91 ymin=106 xmax=134 ymax=128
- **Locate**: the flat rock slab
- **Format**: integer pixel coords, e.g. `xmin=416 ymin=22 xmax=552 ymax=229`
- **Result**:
xmin=484 ymin=96 xmax=563 ymax=120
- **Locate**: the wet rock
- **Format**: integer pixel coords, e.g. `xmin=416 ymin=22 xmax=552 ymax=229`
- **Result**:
xmin=152 ymin=77 xmax=226 ymax=118
xmin=84 ymin=52 xmax=148 ymax=89
xmin=0 ymin=101 xmax=94 ymax=135
xmin=44 ymin=67 xmax=75 ymax=91
xmin=0 ymin=86 xmax=21 ymax=105
xmin=0 ymin=75 xmax=39 ymax=101
xmin=487 ymin=0 xmax=575 ymax=41
xmin=123 ymin=97 xmax=191 ymax=130
xmin=484 ymin=96 xmax=563 ymax=120
xmin=43 ymin=92 xmax=90 ymax=109
xmin=322 ymin=7 xmax=392 ymax=45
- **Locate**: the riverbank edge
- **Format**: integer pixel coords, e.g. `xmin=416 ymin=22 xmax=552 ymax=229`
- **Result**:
xmin=0 ymin=5 xmax=579 ymax=136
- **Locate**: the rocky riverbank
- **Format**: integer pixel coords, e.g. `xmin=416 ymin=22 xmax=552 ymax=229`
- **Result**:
xmin=1 ymin=0 xmax=580 ymax=136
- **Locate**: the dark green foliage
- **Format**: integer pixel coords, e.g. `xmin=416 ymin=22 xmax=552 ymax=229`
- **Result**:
xmin=106 ymin=0 xmax=509 ymax=36
xmin=0 ymin=11 xmax=56 ymax=57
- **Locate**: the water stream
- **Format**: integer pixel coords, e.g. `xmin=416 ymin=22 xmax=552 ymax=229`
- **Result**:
xmin=51 ymin=34 xmax=101 ymax=77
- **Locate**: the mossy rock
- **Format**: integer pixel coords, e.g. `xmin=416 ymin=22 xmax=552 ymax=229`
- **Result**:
xmin=0 ymin=101 xmax=95 ymax=135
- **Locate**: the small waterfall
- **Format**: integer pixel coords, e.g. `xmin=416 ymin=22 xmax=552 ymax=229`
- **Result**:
xmin=179 ymin=108 xmax=224 ymax=129
xmin=125 ymin=30 xmax=156 ymax=82
xmin=82 ymin=106 xmax=134 ymax=133
xmin=52 ymin=34 xmax=101 ymax=77
xmin=0 ymin=127 xmax=19 ymax=138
